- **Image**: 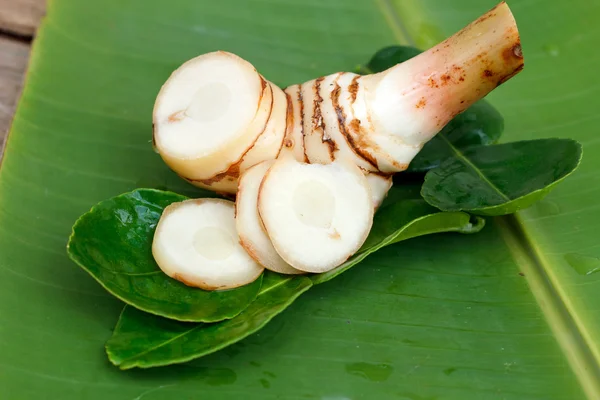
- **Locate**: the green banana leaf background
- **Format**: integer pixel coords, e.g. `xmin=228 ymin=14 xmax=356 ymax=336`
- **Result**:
xmin=1 ymin=0 xmax=599 ymax=398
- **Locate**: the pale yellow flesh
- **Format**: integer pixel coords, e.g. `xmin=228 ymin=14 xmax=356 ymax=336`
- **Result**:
xmin=150 ymin=6 xmax=524 ymax=283
xmin=152 ymin=199 xmax=263 ymax=290
xmin=236 ymin=161 xmax=304 ymax=274
xmin=187 ymin=81 xmax=289 ymax=194
xmin=154 ymin=51 xmax=273 ymax=181
xmin=258 ymin=156 xmax=374 ymax=273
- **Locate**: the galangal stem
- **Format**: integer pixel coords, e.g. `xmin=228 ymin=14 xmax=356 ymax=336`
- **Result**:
xmin=364 ymin=1 xmax=524 ymax=147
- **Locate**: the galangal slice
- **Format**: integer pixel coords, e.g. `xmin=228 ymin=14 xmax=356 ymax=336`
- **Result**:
xmin=258 ymin=156 xmax=373 ymax=273
xmin=152 ymin=199 xmax=263 ymax=290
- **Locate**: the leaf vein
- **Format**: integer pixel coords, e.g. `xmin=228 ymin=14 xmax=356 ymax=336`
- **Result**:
xmin=439 ymin=134 xmax=511 ymax=202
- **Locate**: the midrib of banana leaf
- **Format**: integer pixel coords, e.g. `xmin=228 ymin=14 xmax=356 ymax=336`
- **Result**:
xmin=0 ymin=0 xmax=598 ymax=399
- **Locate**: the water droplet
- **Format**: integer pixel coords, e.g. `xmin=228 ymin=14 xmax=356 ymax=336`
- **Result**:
xmin=194 ymin=367 xmax=237 ymax=386
xmin=504 ymin=361 xmax=517 ymax=372
xmin=535 ymin=199 xmax=561 ymax=216
xmin=443 ymin=367 xmax=457 ymax=376
xmin=259 ymin=378 xmax=271 ymax=389
xmin=386 ymin=283 xmax=399 ymax=292
xmin=565 ymin=253 xmax=600 ymax=275
xmin=222 ymin=344 xmax=242 ymax=358
xmin=245 ymin=317 xmax=285 ymax=345
xmin=115 ymin=209 xmax=133 ymax=225
xmin=263 ymin=371 xmax=276 ymax=378
xmin=313 ymin=308 xmax=330 ymax=317
xmin=345 ymin=362 xmax=394 ymax=382
xmin=542 ymin=44 xmax=560 ymax=57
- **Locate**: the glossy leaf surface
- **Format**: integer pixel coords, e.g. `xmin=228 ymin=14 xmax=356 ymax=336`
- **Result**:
xmin=107 ymin=272 xmax=313 ymax=369
xmin=1 ymin=0 xmax=599 ymax=399
xmin=409 ymin=100 xmax=505 ymax=172
xmin=106 ymin=189 xmax=482 ymax=368
xmin=421 ymin=139 xmax=582 ymax=216
xmin=67 ymin=189 xmax=263 ymax=322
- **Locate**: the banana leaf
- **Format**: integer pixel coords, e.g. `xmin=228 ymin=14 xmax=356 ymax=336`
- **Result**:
xmin=0 ymin=0 xmax=599 ymax=399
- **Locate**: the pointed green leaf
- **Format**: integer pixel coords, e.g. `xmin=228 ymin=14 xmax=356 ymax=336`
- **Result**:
xmin=106 ymin=272 xmax=313 ymax=369
xmin=106 ymin=194 xmax=481 ymax=368
xmin=1 ymin=0 xmax=599 ymax=398
xmin=409 ymin=100 xmax=505 ymax=172
xmin=67 ymin=189 xmax=263 ymax=322
xmin=421 ymin=139 xmax=582 ymax=216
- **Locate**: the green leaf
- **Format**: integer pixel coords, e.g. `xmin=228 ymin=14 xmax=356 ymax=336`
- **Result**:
xmin=421 ymin=139 xmax=583 ymax=216
xmin=2 ymin=0 xmax=599 ymax=398
xmin=106 ymin=196 xmax=479 ymax=368
xmin=357 ymin=45 xmax=505 ymax=173
xmin=408 ymin=100 xmax=505 ymax=172
xmin=67 ymin=189 xmax=263 ymax=322
xmin=106 ymin=272 xmax=313 ymax=369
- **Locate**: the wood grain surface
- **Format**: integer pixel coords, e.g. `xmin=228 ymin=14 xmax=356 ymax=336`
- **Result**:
xmin=0 ymin=0 xmax=45 ymax=154
xmin=0 ymin=0 xmax=45 ymax=36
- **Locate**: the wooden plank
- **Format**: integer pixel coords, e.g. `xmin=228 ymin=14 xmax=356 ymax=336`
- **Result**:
xmin=0 ymin=36 xmax=30 ymax=153
xmin=0 ymin=0 xmax=46 ymax=37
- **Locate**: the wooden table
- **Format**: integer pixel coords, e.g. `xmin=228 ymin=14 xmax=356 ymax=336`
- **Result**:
xmin=0 ymin=0 xmax=45 ymax=156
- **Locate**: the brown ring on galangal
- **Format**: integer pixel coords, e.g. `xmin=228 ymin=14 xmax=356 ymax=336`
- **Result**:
xmin=348 ymin=75 xmax=359 ymax=104
xmin=278 ymin=91 xmax=295 ymax=158
xmin=331 ymin=77 xmax=379 ymax=171
xmin=151 ymin=123 xmax=157 ymax=150
xmin=173 ymin=272 xmax=227 ymax=291
xmin=348 ymin=118 xmax=384 ymax=171
xmin=257 ymin=75 xmax=268 ymax=106
xmin=358 ymin=165 xmax=393 ymax=179
xmin=346 ymin=75 xmax=381 ymax=169
xmin=297 ymin=84 xmax=309 ymax=163
xmin=313 ymin=76 xmax=336 ymax=161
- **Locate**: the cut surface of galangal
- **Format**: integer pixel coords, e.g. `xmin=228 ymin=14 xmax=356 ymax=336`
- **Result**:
xmin=258 ymin=156 xmax=374 ymax=273
xmin=236 ymin=161 xmax=304 ymax=275
xmin=187 ymin=81 xmax=289 ymax=194
xmin=152 ymin=199 xmax=264 ymax=290
xmin=153 ymin=51 xmax=272 ymax=181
